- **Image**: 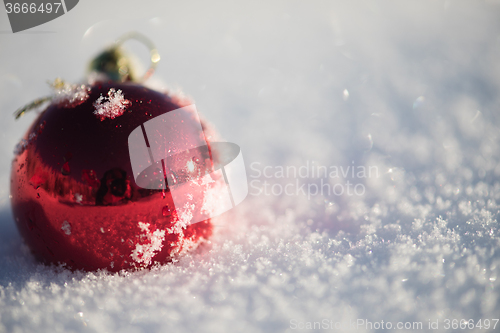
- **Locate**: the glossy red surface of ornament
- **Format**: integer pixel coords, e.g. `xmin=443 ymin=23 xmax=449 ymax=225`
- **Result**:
xmin=10 ymin=82 xmax=213 ymax=272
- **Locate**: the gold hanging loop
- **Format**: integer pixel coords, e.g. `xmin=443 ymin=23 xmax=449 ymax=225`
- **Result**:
xmin=88 ymin=32 xmax=160 ymax=83
xmin=115 ymin=32 xmax=161 ymax=83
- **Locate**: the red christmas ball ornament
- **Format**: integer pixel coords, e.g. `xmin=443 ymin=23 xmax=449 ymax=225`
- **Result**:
xmin=10 ymin=33 xmax=223 ymax=272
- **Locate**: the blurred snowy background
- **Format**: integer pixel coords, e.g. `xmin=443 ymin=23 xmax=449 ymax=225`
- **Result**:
xmin=1 ymin=0 xmax=500 ymax=332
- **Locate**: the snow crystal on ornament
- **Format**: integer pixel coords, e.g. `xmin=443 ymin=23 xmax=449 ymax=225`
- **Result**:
xmin=131 ymin=222 xmax=166 ymax=267
xmin=13 ymin=121 xmax=46 ymax=155
xmin=61 ymin=221 xmax=71 ymax=235
xmin=74 ymin=193 xmax=83 ymax=204
xmin=50 ymin=79 xmax=91 ymax=108
xmin=93 ymin=88 xmax=132 ymax=121
xmin=14 ymin=138 xmax=29 ymax=156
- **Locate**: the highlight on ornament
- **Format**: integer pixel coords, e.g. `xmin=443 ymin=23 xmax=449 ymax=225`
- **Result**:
xmin=10 ymin=32 xmax=248 ymax=272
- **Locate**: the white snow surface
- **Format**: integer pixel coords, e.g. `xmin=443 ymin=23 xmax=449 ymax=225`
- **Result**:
xmin=1 ymin=1 xmax=500 ymax=332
